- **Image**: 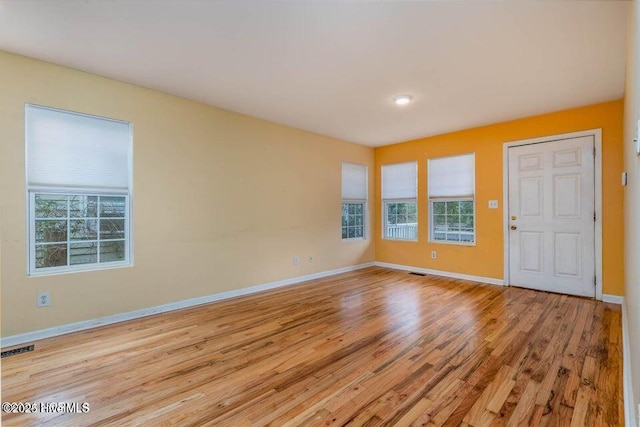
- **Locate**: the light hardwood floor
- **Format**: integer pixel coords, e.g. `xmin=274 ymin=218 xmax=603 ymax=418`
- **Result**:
xmin=1 ymin=267 xmax=623 ymax=426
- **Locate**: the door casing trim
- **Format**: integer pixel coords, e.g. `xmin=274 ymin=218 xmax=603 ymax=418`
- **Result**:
xmin=502 ymin=129 xmax=602 ymax=300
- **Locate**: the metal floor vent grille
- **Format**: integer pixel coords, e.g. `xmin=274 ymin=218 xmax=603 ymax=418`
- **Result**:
xmin=408 ymin=272 xmax=426 ymax=276
xmin=1 ymin=345 xmax=34 ymax=358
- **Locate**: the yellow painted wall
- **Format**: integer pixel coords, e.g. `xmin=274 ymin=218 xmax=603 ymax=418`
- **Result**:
xmin=0 ymin=48 xmax=627 ymax=340
xmin=375 ymin=99 xmax=624 ymax=296
xmin=623 ymin=0 xmax=640 ymax=419
xmin=0 ymin=51 xmax=375 ymax=337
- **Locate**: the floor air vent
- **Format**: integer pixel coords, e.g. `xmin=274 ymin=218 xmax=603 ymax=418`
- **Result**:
xmin=408 ymin=272 xmax=426 ymax=276
xmin=1 ymin=345 xmax=34 ymax=358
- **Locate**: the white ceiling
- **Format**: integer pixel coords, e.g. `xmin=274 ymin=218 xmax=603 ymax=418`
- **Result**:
xmin=0 ymin=1 xmax=629 ymax=147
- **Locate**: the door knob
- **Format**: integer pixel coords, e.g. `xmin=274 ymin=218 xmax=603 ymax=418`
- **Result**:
xmin=510 ymin=225 xmax=517 ymax=230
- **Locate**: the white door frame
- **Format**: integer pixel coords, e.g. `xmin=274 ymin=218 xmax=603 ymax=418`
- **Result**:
xmin=502 ymin=129 xmax=603 ymax=300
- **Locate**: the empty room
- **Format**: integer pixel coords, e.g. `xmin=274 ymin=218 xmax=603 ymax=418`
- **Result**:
xmin=1 ymin=1 xmax=639 ymax=426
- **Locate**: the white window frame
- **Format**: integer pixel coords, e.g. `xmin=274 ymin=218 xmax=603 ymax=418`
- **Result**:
xmin=382 ymin=199 xmax=418 ymax=241
xmin=429 ymin=199 xmax=475 ymax=245
xmin=381 ymin=161 xmax=418 ymax=241
xmin=25 ymin=104 xmax=133 ymax=276
xmin=341 ymin=162 xmax=368 ymax=242
xmin=28 ymin=191 xmax=132 ymax=275
xmin=428 ymin=154 xmax=475 ymax=246
xmin=341 ymin=200 xmax=367 ymax=241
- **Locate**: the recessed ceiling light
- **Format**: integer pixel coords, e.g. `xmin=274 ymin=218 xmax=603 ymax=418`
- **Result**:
xmin=394 ymin=95 xmax=413 ymax=106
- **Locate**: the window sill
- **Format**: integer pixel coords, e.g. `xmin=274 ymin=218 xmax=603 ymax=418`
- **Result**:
xmin=28 ymin=261 xmax=133 ymax=277
xmin=429 ymin=240 xmax=476 ymax=247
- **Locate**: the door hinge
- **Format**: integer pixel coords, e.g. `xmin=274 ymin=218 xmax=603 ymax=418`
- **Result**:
xmin=594 ymin=212 xmax=596 ymax=221
xmin=593 ymin=147 xmax=596 ymax=158
xmin=594 ymin=276 xmax=597 ymax=287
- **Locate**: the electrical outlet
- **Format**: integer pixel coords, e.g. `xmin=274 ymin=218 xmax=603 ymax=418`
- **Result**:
xmin=308 ymin=256 xmax=313 ymax=263
xmin=431 ymin=251 xmax=437 ymax=259
xmin=293 ymin=256 xmax=299 ymax=266
xmin=488 ymin=200 xmax=499 ymax=209
xmin=37 ymin=292 xmax=50 ymax=307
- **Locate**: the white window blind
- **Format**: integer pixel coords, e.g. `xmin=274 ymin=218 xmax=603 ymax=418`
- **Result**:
xmin=342 ymin=162 xmax=367 ymax=200
xmin=26 ymin=105 xmax=131 ymax=190
xmin=428 ymin=154 xmax=475 ymax=199
xmin=382 ymin=161 xmax=417 ymax=199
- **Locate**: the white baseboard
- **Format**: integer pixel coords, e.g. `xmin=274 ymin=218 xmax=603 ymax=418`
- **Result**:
xmin=603 ymin=294 xmax=625 ymax=305
xmin=374 ymin=261 xmax=504 ymax=286
xmin=1 ymin=262 xmax=375 ymax=348
xmin=623 ymin=302 xmax=638 ymax=427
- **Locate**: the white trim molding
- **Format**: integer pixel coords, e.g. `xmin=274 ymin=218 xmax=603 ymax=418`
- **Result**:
xmin=374 ymin=261 xmax=504 ymax=286
xmin=502 ymin=129 xmax=603 ymax=300
xmin=1 ymin=262 xmax=375 ymax=348
xmin=623 ymin=302 xmax=638 ymax=427
xmin=603 ymin=294 xmax=625 ymax=305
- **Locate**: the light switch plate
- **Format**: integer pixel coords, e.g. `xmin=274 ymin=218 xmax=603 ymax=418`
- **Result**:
xmin=488 ymin=200 xmax=498 ymax=209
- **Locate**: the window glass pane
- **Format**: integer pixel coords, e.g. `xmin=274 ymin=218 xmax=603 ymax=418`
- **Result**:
xmin=70 ymin=242 xmax=98 ymax=265
xmin=70 ymin=219 xmax=98 ymax=241
xmin=100 ymin=240 xmax=125 ymax=262
xmin=32 ymin=191 xmax=128 ymax=272
xmin=100 ymin=196 xmax=126 ymax=217
xmin=35 ymin=220 xmax=67 ymax=243
xmin=447 ymin=233 xmax=461 ymax=242
xmin=35 ymin=244 xmax=67 ymax=268
xmin=446 ymin=217 xmax=460 ymax=232
xmin=384 ymin=202 xmax=417 ymax=240
xmin=460 ymin=201 xmax=473 ymax=215
xmin=433 ymin=215 xmax=446 ymax=232
xmin=70 ymin=195 xmax=98 ymax=218
xmin=460 ymin=234 xmax=474 ymax=243
xmin=431 ymin=199 xmax=474 ymax=244
xmin=35 ymin=194 xmax=67 ymax=218
xmin=342 ymin=203 xmax=365 ymax=239
xmin=460 ymin=215 xmax=474 ymax=231
xmin=100 ymin=219 xmax=125 ymax=239
xmin=446 ymin=202 xmax=459 ymax=215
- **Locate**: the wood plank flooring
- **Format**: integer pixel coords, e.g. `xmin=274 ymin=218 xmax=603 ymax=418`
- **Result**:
xmin=1 ymin=267 xmax=623 ymax=426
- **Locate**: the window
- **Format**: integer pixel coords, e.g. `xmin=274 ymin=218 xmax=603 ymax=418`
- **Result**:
xmin=341 ymin=162 xmax=367 ymax=240
xmin=26 ymin=104 xmax=132 ymax=275
xmin=428 ymin=154 xmax=475 ymax=244
xmin=382 ymin=161 xmax=417 ymax=240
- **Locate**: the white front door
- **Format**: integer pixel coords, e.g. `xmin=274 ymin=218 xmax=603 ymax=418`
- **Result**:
xmin=507 ymin=135 xmax=595 ymax=297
